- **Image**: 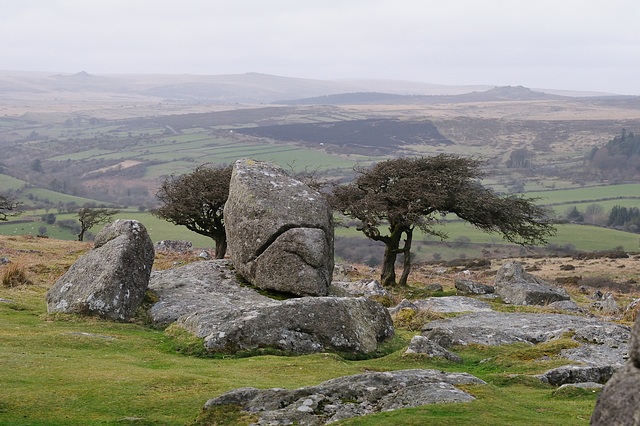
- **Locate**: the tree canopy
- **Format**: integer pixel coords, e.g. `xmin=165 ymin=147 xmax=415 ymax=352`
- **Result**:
xmin=330 ymin=155 xmax=556 ymax=287
xmin=77 ymin=207 xmax=120 ymax=241
xmin=153 ymin=164 xmax=232 ymax=259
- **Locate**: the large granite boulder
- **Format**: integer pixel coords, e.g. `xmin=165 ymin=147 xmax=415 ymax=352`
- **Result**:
xmin=46 ymin=219 xmax=154 ymax=321
xmin=494 ymin=261 xmax=570 ymax=305
xmin=224 ymin=159 xmax=334 ymax=297
xmin=592 ymin=313 xmax=640 ymax=424
xmin=149 ymin=260 xmax=394 ymax=355
xmin=422 ymin=312 xmax=629 ymax=368
xmin=203 ymin=369 xmax=485 ymax=425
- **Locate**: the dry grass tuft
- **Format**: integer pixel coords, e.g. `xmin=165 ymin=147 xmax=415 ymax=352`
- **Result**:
xmin=1 ymin=263 xmax=32 ymax=287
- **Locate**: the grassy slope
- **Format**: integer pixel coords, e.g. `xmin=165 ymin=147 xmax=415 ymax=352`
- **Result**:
xmin=0 ymin=236 xmax=606 ymax=425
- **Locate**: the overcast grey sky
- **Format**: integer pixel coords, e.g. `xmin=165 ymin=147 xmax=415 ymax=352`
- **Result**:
xmin=2 ymin=0 xmax=639 ymax=94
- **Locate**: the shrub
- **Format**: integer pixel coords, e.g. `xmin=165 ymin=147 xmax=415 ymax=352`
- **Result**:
xmin=1 ymin=263 xmax=32 ymax=287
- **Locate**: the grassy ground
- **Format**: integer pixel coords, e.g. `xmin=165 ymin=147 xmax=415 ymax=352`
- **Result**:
xmin=0 ymin=235 xmax=615 ymax=424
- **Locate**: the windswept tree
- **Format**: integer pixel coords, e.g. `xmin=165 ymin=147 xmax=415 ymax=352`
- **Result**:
xmin=153 ymin=164 xmax=232 ymax=259
xmin=330 ymin=155 xmax=556 ymax=287
xmin=77 ymin=207 xmax=120 ymax=241
xmin=0 ymin=195 xmax=20 ymax=222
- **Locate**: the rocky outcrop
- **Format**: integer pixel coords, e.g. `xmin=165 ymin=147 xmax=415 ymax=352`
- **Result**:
xmin=148 ymin=260 xmax=394 ymax=355
xmin=153 ymin=240 xmax=192 ymax=254
xmin=422 ymin=312 xmax=629 ymax=368
xmin=46 ymin=219 xmax=154 ymax=321
xmin=203 ymin=369 xmax=485 ymax=425
xmin=591 ymin=311 xmax=640 ymax=424
xmin=388 ymin=298 xmax=418 ymax=316
xmin=224 ymin=159 xmax=334 ymax=297
xmin=454 ymin=278 xmax=494 ymax=295
xmin=331 ymin=279 xmax=391 ymax=298
xmin=413 ymin=296 xmax=493 ymax=313
xmin=494 ymin=261 xmax=570 ymax=305
xmin=536 ymin=365 xmax=614 ymax=386
xmin=405 ymin=335 xmax=463 ymax=363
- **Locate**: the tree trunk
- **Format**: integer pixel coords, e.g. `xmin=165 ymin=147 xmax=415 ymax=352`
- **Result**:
xmin=379 ymin=226 xmax=404 ymax=287
xmin=213 ymin=234 xmax=227 ymax=259
xmin=398 ymin=227 xmax=413 ymax=287
xmin=77 ymin=230 xmax=85 ymax=242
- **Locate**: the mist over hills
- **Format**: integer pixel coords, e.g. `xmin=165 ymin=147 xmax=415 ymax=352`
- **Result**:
xmin=0 ymin=70 xmax=618 ymax=104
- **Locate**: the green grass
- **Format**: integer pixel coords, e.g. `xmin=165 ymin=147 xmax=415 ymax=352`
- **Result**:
xmin=528 ymin=183 xmax=640 ymax=205
xmin=0 ymin=281 xmax=598 ymax=425
xmin=0 ymin=173 xmax=28 ymax=191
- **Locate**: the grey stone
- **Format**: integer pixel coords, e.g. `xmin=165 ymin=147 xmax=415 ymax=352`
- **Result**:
xmin=387 ymin=298 xmax=418 ymax=316
xmin=203 ymin=369 xmax=485 ymax=425
xmin=592 ymin=312 xmax=640 ymax=424
xmin=592 ymin=292 xmax=620 ymax=314
xmin=494 ymin=261 xmax=570 ymax=305
xmin=149 ymin=260 xmax=393 ymax=355
xmin=535 ymin=365 xmax=614 ymax=386
xmin=591 ymin=361 xmax=640 ymax=425
xmin=413 ymin=296 xmax=493 ymax=313
xmin=153 ymin=240 xmax=192 ymax=254
xmin=224 ymin=159 xmax=334 ymax=297
xmin=548 ymin=299 xmax=584 ymax=313
xmin=46 ymin=219 xmax=154 ymax=321
xmin=0 ymin=257 xmax=9 ymax=265
xmin=331 ymin=279 xmax=391 ymax=298
xmin=197 ymin=250 xmax=211 ymax=260
xmin=0 ymin=298 xmax=15 ymax=303
xmin=425 ymin=283 xmax=443 ymax=292
xmin=333 ymin=263 xmax=356 ymax=282
xmin=455 ymin=278 xmax=494 ymax=295
xmin=405 ymin=335 xmax=463 ymax=363
xmin=557 ymin=382 xmax=604 ymax=391
xmin=421 ymin=312 xmax=630 ymax=368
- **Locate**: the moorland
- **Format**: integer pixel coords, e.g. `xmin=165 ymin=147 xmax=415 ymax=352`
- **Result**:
xmin=2 ymin=71 xmax=640 ymax=424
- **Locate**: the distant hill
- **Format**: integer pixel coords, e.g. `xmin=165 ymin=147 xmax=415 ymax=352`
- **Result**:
xmin=0 ymin=71 xmax=613 ymax=104
xmin=275 ymin=86 xmax=568 ymax=105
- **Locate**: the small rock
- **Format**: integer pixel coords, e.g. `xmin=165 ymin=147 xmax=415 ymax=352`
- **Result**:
xmin=332 ymin=279 xmax=391 ymax=298
xmin=592 ymin=292 xmax=620 ymax=314
xmin=454 ymin=278 xmax=494 ymax=295
xmin=197 ymin=250 xmax=211 ymax=260
xmin=405 ymin=335 xmax=463 ymax=363
xmin=0 ymin=257 xmax=10 ymax=265
xmin=388 ymin=298 xmax=418 ymax=316
xmin=425 ymin=283 xmax=443 ymax=292
xmin=413 ymin=296 xmax=493 ymax=314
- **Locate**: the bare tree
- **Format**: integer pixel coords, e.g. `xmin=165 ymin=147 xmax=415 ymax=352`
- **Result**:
xmin=153 ymin=164 xmax=232 ymax=259
xmin=330 ymin=155 xmax=556 ymax=287
xmin=77 ymin=207 xmax=120 ymax=241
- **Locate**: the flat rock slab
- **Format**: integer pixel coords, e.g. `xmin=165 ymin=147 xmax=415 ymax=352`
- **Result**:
xmin=149 ymin=260 xmax=394 ymax=355
xmin=413 ymin=296 xmax=493 ymax=313
xmin=204 ymin=369 xmax=485 ymax=425
xmin=422 ymin=311 xmax=629 ymax=368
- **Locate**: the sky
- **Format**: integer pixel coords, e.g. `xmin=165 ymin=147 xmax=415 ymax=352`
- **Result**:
xmin=2 ymin=0 xmax=640 ymax=95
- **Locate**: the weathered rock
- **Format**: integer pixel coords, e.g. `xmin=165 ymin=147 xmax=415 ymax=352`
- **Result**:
xmin=387 ymin=298 xmax=418 ymax=316
xmin=149 ymin=260 xmax=393 ymax=354
xmin=224 ymin=159 xmax=334 ymax=296
xmin=422 ymin=312 xmax=629 ymax=368
xmin=592 ymin=292 xmax=620 ymax=314
xmin=153 ymin=240 xmax=192 ymax=254
xmin=426 ymin=283 xmax=444 ymax=292
xmin=494 ymin=261 xmax=570 ymax=305
xmin=548 ymin=299 xmax=584 ymax=313
xmin=536 ymin=365 xmax=614 ymax=386
xmin=454 ymin=278 xmax=494 ymax=295
xmin=0 ymin=298 xmax=15 ymax=303
xmin=413 ymin=296 xmax=493 ymax=313
xmin=0 ymin=257 xmax=9 ymax=265
xmin=405 ymin=335 xmax=463 ymax=363
xmin=332 ymin=279 xmax=391 ymax=298
xmin=333 ymin=263 xmax=356 ymax=282
xmin=203 ymin=369 xmax=485 ymax=425
xmin=197 ymin=250 xmax=211 ymax=260
xmin=592 ymin=312 xmax=640 ymax=424
xmin=46 ymin=219 xmax=154 ymax=321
